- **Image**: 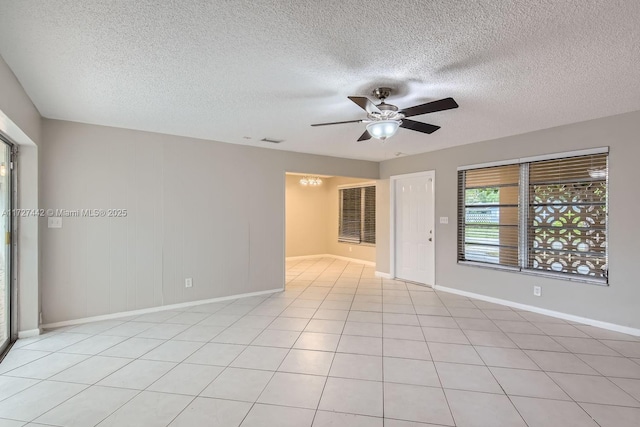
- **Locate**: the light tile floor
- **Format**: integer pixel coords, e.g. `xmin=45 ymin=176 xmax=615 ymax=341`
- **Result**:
xmin=1 ymin=257 xmax=640 ymax=426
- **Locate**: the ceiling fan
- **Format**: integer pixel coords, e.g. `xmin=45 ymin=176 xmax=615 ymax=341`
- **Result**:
xmin=311 ymin=87 xmax=458 ymax=141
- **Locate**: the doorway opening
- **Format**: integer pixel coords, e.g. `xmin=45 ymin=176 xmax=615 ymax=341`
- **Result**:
xmin=284 ymin=172 xmax=377 ymax=289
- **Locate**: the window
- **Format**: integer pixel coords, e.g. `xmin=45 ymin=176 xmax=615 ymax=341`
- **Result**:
xmin=458 ymin=150 xmax=608 ymax=283
xmin=339 ymin=185 xmax=376 ymax=244
xmin=457 ymin=164 xmax=520 ymax=268
xmin=528 ymin=154 xmax=608 ymax=278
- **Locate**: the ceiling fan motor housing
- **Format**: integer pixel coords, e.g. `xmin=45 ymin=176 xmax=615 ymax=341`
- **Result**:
xmin=369 ymin=87 xmax=403 ymax=121
xmin=377 ymin=103 xmax=399 ymax=112
xmin=372 ymin=87 xmax=393 ymax=100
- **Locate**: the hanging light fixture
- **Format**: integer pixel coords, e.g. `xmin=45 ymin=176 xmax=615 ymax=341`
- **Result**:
xmin=299 ymin=176 xmax=323 ymax=186
xmin=366 ymin=120 xmax=401 ymax=140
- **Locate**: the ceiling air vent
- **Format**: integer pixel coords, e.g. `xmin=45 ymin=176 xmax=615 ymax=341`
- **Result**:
xmin=260 ymin=137 xmax=284 ymax=144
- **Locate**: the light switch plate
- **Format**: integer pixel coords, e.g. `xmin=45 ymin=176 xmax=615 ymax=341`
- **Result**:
xmin=48 ymin=217 xmax=63 ymax=228
xmin=439 ymin=217 xmax=449 ymax=224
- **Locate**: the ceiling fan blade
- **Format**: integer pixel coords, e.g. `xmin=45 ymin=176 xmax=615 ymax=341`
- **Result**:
xmin=311 ymin=119 xmax=363 ymax=127
xmin=400 ymin=97 xmax=458 ymax=118
xmin=400 ymin=119 xmax=441 ymax=134
xmin=357 ymin=130 xmax=372 ymax=141
xmin=348 ymin=96 xmax=381 ymax=114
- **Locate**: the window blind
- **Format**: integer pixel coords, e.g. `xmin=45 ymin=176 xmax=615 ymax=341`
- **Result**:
xmin=363 ymin=186 xmax=376 ymax=244
xmin=339 ymin=185 xmax=376 ymax=244
xmin=527 ymin=153 xmax=608 ymax=279
xmin=458 ymin=164 xmax=520 ymax=267
xmin=339 ymin=187 xmax=362 ymax=243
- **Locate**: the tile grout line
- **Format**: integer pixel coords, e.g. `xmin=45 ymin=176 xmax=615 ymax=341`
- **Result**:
xmin=155 ymin=287 xmax=292 ymax=426
xmin=3 ymin=258 xmax=640 ymax=425
xmin=413 ymin=285 xmax=457 ymax=426
xmin=461 ymin=299 xmax=535 ymax=426
xmin=249 ymin=256 xmax=344 ymax=426
xmin=11 ymin=291 xmax=251 ymax=424
xmin=455 ymin=296 xmax=623 ymax=426
xmin=447 ymin=289 xmax=543 ymax=427
xmin=308 ymin=257 xmax=355 ymax=425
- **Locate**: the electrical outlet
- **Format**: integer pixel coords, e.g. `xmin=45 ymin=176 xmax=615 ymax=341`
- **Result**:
xmin=185 ymin=278 xmax=193 ymax=288
xmin=440 ymin=217 xmax=449 ymax=224
xmin=349 ymin=246 xmax=352 ymax=252
xmin=48 ymin=217 xmax=63 ymax=228
xmin=533 ymin=286 xmax=541 ymax=297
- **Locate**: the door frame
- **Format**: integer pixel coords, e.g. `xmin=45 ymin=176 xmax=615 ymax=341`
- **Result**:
xmin=0 ymin=135 xmax=16 ymax=356
xmin=389 ymin=170 xmax=436 ymax=286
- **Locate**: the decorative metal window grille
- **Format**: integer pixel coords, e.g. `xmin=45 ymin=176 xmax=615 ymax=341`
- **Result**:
xmin=528 ymin=154 xmax=608 ymax=279
xmin=458 ymin=152 xmax=608 ymax=283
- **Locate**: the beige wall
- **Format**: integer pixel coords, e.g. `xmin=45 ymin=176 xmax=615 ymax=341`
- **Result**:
xmin=375 ymin=180 xmax=390 ymax=273
xmin=285 ymin=174 xmax=329 ymax=257
xmin=40 ymin=119 xmax=378 ymax=323
xmin=286 ymin=175 xmax=376 ymax=263
xmin=378 ymin=110 xmax=640 ymax=329
xmin=0 ymin=55 xmax=40 ymax=333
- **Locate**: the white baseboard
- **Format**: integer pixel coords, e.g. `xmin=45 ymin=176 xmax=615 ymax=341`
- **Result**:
xmin=286 ymin=254 xmax=332 ymax=261
xmin=434 ymin=285 xmax=640 ymax=337
xmin=286 ymin=254 xmax=375 ymax=267
xmin=18 ymin=328 xmax=41 ymax=338
xmin=284 ymin=255 xmax=322 ymax=261
xmin=330 ymin=254 xmax=375 ymax=267
xmin=375 ymin=271 xmax=392 ymax=279
xmin=41 ymin=288 xmax=283 ymax=330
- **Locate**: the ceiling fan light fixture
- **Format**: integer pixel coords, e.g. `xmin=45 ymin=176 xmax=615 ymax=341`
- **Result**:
xmin=366 ymin=120 xmax=400 ymax=140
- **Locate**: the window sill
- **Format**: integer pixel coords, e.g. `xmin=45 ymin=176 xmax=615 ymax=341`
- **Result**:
xmin=337 ymin=241 xmax=375 ymax=247
xmin=457 ymin=261 xmax=608 ymax=286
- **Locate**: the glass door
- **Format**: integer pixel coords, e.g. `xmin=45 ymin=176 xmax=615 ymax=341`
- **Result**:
xmin=0 ymin=141 xmax=11 ymax=354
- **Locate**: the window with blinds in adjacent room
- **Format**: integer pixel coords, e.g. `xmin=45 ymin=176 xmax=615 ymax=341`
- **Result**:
xmin=339 ymin=185 xmax=376 ymax=245
xmin=339 ymin=187 xmax=362 ymax=243
xmin=362 ymin=186 xmax=376 ymax=244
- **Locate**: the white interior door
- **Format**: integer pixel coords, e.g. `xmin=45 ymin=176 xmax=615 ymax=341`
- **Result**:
xmin=394 ymin=172 xmax=435 ymax=285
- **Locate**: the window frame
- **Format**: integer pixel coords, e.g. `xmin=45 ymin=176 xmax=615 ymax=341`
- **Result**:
xmin=457 ymin=148 xmax=609 ymax=286
xmin=338 ymin=182 xmax=376 ymax=246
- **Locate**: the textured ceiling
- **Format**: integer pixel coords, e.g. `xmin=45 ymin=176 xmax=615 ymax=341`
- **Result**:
xmin=1 ymin=1 xmax=639 ymax=161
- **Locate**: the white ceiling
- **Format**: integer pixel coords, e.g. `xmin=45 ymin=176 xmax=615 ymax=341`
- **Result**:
xmin=1 ymin=1 xmax=639 ymax=161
